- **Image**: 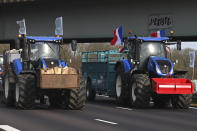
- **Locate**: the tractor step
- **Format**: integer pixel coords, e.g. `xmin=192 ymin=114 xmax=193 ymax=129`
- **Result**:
xmin=152 ymin=78 xmax=194 ymax=94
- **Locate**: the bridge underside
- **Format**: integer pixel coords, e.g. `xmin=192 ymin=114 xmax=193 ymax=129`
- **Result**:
xmin=0 ymin=0 xmax=197 ymax=44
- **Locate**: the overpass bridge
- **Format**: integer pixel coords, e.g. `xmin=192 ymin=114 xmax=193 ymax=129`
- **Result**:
xmin=0 ymin=0 xmax=197 ymax=47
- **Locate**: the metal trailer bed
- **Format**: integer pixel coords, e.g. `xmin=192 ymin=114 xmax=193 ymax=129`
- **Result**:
xmin=82 ymin=50 xmax=127 ymax=97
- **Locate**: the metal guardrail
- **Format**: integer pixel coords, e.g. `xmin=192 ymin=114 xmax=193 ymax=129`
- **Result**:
xmin=82 ymin=50 xmax=128 ymax=63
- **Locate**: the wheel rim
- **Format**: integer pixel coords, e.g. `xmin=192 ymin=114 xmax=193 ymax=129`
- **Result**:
xmin=4 ymin=78 xmax=9 ymax=99
xmin=132 ymin=82 xmax=137 ymax=102
xmin=116 ymin=75 xmax=122 ymax=98
xmin=15 ymin=84 xmax=19 ymax=103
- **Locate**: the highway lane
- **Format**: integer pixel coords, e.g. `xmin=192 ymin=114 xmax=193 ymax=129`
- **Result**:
xmin=0 ymin=96 xmax=197 ymax=131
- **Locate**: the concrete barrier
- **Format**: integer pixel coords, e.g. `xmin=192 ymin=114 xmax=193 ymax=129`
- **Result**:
xmin=192 ymin=80 xmax=197 ymax=93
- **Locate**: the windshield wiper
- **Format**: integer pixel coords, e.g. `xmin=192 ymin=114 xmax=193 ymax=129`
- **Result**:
xmin=46 ymin=43 xmax=58 ymax=58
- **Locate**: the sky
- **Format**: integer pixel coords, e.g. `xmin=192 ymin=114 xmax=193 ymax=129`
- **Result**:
xmin=182 ymin=42 xmax=197 ymax=50
xmin=170 ymin=42 xmax=197 ymax=50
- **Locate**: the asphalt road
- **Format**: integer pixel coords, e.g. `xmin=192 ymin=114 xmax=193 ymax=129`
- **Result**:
xmin=0 ymin=96 xmax=197 ymax=131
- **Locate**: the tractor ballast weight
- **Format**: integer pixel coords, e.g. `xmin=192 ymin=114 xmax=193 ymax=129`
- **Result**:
xmin=0 ymin=18 xmax=86 ymax=109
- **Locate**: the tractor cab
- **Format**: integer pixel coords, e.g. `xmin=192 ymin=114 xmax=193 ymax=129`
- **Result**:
xmin=126 ymin=36 xmax=180 ymax=77
xmin=127 ymin=37 xmax=169 ymax=71
xmin=17 ymin=35 xmax=66 ymax=70
xmin=24 ymin=36 xmax=65 ymax=69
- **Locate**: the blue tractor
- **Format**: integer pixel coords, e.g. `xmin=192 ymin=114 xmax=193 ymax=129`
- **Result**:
xmin=82 ymin=36 xmax=194 ymax=109
xmin=0 ymin=18 xmax=86 ymax=109
xmin=114 ymin=36 xmax=193 ymax=108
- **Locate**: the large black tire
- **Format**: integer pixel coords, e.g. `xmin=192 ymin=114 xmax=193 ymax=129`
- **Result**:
xmin=153 ymin=94 xmax=171 ymax=108
xmin=66 ymin=77 xmax=86 ymax=110
xmin=3 ymin=73 xmax=15 ymax=106
xmin=115 ymin=66 xmax=130 ymax=106
xmin=130 ymin=74 xmax=151 ymax=108
xmin=15 ymin=74 xmax=36 ymax=109
xmin=86 ymin=78 xmax=96 ymax=101
xmin=171 ymin=94 xmax=192 ymax=109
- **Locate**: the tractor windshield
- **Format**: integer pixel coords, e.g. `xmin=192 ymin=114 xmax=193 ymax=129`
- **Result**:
xmin=140 ymin=42 xmax=166 ymax=58
xmin=30 ymin=42 xmax=60 ymax=61
xmin=139 ymin=42 xmax=166 ymax=70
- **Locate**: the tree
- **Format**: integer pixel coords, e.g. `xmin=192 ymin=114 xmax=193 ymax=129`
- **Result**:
xmin=170 ymin=48 xmax=196 ymax=79
xmin=60 ymin=43 xmax=117 ymax=71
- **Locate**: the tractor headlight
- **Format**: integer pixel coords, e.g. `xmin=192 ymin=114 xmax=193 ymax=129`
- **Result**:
xmin=156 ymin=65 xmax=162 ymax=74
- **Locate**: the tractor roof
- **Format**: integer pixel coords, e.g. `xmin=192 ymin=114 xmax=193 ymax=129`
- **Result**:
xmin=26 ymin=36 xmax=62 ymax=42
xmin=128 ymin=36 xmax=169 ymax=42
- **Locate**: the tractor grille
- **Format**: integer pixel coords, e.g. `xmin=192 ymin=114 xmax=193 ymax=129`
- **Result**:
xmin=44 ymin=59 xmax=59 ymax=68
xmin=156 ymin=60 xmax=171 ymax=74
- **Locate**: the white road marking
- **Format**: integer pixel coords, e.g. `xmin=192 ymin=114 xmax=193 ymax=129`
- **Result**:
xmin=94 ymin=119 xmax=118 ymax=125
xmin=116 ymin=107 xmax=132 ymax=111
xmin=0 ymin=125 xmax=20 ymax=131
xmin=189 ymin=107 xmax=197 ymax=110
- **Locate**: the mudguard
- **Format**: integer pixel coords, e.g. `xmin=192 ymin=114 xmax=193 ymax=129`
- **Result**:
xmin=13 ymin=59 xmax=23 ymax=75
xmin=58 ymin=60 xmax=67 ymax=68
xmin=115 ymin=60 xmax=131 ymax=73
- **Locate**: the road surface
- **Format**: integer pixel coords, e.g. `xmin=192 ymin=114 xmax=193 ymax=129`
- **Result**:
xmin=0 ymin=96 xmax=197 ymax=131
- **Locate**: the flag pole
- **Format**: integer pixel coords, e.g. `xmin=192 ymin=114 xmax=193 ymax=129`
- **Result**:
xmin=192 ymin=67 xmax=195 ymax=80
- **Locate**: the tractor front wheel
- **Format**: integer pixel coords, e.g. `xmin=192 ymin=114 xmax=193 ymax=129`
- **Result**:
xmin=171 ymin=94 xmax=192 ymax=109
xmin=66 ymin=77 xmax=86 ymax=110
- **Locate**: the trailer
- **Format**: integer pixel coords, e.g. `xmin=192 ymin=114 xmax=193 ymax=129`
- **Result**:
xmin=82 ymin=50 xmax=127 ymax=100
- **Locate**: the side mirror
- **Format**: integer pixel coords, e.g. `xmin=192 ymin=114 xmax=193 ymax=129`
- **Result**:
xmin=177 ymin=40 xmax=181 ymax=50
xmin=71 ymin=40 xmax=77 ymax=51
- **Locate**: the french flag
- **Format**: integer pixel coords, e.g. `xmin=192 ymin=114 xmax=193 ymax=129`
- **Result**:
xmin=118 ymin=45 xmax=125 ymax=53
xmin=150 ymin=29 xmax=165 ymax=37
xmin=110 ymin=26 xmax=123 ymax=46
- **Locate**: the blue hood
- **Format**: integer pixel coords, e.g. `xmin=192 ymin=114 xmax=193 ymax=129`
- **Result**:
xmin=147 ymin=56 xmax=174 ymax=76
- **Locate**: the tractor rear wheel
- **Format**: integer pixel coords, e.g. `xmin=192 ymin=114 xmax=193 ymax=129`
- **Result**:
xmin=130 ymin=74 xmax=151 ymax=108
xmin=115 ymin=66 xmax=130 ymax=106
xmin=153 ymin=94 xmax=171 ymax=108
xmin=171 ymin=94 xmax=192 ymax=109
xmin=66 ymin=77 xmax=86 ymax=110
xmin=15 ymin=74 xmax=36 ymax=109
xmin=3 ymin=73 xmax=15 ymax=106
xmin=86 ymin=78 xmax=96 ymax=101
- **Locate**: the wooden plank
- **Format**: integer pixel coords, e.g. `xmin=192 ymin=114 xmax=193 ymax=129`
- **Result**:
xmin=40 ymin=67 xmax=77 ymax=75
xmin=40 ymin=74 xmax=80 ymax=89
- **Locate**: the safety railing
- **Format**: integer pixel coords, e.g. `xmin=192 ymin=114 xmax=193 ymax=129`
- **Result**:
xmin=82 ymin=50 xmax=128 ymax=63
